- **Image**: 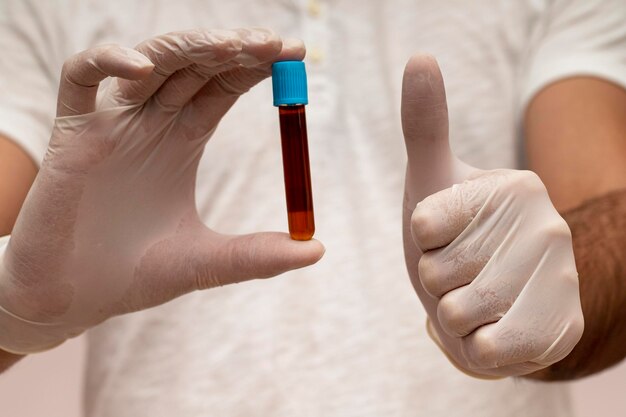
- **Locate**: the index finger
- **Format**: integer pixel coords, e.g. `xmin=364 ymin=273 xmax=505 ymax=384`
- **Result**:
xmin=410 ymin=171 xmax=503 ymax=251
xmin=113 ymin=29 xmax=244 ymax=106
xmin=57 ymin=44 xmax=154 ymax=116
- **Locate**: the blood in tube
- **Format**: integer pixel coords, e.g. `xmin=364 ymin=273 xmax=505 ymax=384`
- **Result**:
xmin=278 ymin=104 xmax=314 ymax=240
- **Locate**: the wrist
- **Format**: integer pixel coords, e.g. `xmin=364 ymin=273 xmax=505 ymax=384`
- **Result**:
xmin=0 ymin=234 xmax=68 ymax=354
xmin=526 ymin=189 xmax=626 ymax=380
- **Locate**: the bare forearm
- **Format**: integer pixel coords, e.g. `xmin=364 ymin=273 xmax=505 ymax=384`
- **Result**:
xmin=528 ymin=189 xmax=626 ymax=381
xmin=0 ymin=137 xmax=37 ymax=233
xmin=0 ymin=135 xmax=37 ymax=372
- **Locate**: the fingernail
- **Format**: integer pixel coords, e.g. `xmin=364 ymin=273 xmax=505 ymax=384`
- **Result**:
xmin=282 ymin=38 xmax=305 ymax=53
xmin=236 ymin=55 xmax=261 ymax=67
xmin=126 ymin=49 xmax=154 ymax=68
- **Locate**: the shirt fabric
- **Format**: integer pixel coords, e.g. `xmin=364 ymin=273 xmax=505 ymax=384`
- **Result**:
xmin=0 ymin=1 xmax=625 ymax=416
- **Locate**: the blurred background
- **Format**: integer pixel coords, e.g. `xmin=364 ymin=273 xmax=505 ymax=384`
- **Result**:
xmin=0 ymin=336 xmax=625 ymax=417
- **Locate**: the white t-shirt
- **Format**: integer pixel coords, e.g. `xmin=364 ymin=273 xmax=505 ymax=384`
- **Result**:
xmin=1 ymin=1 xmax=625 ymax=416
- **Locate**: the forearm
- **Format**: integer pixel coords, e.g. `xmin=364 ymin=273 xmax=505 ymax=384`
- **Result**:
xmin=0 ymin=134 xmax=38 ymax=372
xmin=527 ymin=189 xmax=626 ymax=381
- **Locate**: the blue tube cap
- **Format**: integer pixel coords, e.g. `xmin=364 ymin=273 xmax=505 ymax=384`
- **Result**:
xmin=272 ymin=61 xmax=308 ymax=106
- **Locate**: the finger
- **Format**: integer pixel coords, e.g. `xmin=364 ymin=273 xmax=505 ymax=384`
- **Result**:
xmin=112 ymin=29 xmax=244 ymax=106
xmin=402 ymin=54 xmax=455 ymax=197
xmin=127 ymin=229 xmax=324 ymax=311
xmin=459 ymin=318 xmax=578 ymax=371
xmin=417 ymin=206 xmax=500 ymax=298
xmin=57 ymin=44 xmax=154 ymax=116
xmin=458 ymin=245 xmax=582 ymax=370
xmin=417 ymin=244 xmax=490 ymax=298
xmin=201 ymin=36 xmax=305 ymax=99
xmin=460 ymin=323 xmax=525 ymax=370
xmin=410 ymin=171 xmax=509 ymax=251
xmin=178 ymin=38 xmax=305 ymax=136
xmin=152 ymin=28 xmax=284 ymax=110
xmin=434 ymin=231 xmax=553 ymax=337
xmin=436 ymin=283 xmax=510 ymax=338
xmin=202 ymin=231 xmax=325 ymax=287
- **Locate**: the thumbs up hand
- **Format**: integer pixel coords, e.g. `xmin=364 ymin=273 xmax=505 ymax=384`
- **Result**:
xmin=402 ymin=55 xmax=584 ymax=378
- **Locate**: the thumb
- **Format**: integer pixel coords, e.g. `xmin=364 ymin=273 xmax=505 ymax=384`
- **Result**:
xmin=201 ymin=232 xmax=325 ymax=287
xmin=121 ymin=230 xmax=324 ymax=314
xmin=401 ymin=54 xmax=456 ymax=199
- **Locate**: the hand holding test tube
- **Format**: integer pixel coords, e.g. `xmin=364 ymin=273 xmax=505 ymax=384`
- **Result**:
xmin=0 ymin=29 xmax=324 ymax=354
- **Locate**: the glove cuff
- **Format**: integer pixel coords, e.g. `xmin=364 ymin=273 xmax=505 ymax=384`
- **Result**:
xmin=0 ymin=235 xmax=69 ymax=354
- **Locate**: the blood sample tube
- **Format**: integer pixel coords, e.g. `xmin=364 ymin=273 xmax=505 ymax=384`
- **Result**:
xmin=271 ymin=61 xmax=315 ymax=241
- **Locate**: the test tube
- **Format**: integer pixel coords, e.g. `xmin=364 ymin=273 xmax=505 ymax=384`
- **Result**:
xmin=272 ymin=61 xmax=315 ymax=241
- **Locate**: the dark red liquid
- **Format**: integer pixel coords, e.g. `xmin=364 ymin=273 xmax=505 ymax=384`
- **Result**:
xmin=278 ymin=105 xmax=315 ymax=240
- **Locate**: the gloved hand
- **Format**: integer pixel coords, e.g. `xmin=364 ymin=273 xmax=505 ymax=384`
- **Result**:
xmin=0 ymin=28 xmax=324 ymax=354
xmin=401 ymin=54 xmax=584 ymax=378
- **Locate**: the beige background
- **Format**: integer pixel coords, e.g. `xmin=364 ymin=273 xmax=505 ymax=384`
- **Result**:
xmin=0 ymin=335 xmax=624 ymax=417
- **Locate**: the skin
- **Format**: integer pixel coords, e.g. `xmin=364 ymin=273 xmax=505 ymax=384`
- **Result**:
xmin=0 ymin=74 xmax=624 ymax=381
xmin=0 ymin=137 xmax=36 ymax=370
xmin=524 ymin=77 xmax=626 ymax=212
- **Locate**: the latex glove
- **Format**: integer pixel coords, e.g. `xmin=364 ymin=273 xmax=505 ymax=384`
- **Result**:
xmin=0 ymin=29 xmax=324 ymax=354
xmin=401 ymin=55 xmax=584 ymax=378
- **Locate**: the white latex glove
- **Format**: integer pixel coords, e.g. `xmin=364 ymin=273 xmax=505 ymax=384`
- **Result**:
xmin=0 ymin=29 xmax=324 ymax=354
xmin=401 ymin=55 xmax=584 ymax=378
